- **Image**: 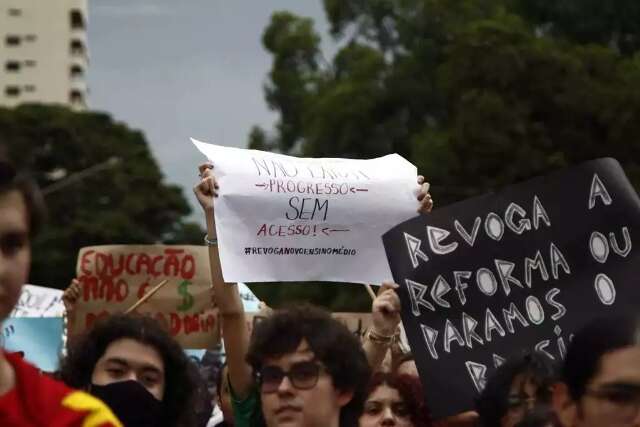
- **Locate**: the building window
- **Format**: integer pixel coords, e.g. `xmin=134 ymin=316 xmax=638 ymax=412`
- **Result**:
xmin=24 ymin=60 xmax=36 ymax=67
xmin=24 ymin=85 xmax=36 ymax=93
xmin=8 ymin=8 xmax=21 ymax=17
xmin=5 ymin=86 xmax=20 ymax=97
xmin=5 ymin=35 xmax=20 ymax=46
xmin=25 ymin=34 xmax=37 ymax=42
xmin=70 ymin=9 xmax=85 ymax=29
xmin=70 ymin=39 xmax=84 ymax=55
xmin=69 ymin=89 xmax=84 ymax=104
xmin=70 ymin=64 xmax=83 ymax=78
xmin=5 ymin=61 xmax=20 ymax=72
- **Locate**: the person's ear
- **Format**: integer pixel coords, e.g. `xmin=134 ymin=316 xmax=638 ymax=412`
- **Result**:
xmin=336 ymin=388 xmax=354 ymax=408
xmin=552 ymin=382 xmax=577 ymax=427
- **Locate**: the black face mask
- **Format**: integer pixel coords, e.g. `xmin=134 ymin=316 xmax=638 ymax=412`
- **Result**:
xmin=90 ymin=380 xmax=164 ymax=427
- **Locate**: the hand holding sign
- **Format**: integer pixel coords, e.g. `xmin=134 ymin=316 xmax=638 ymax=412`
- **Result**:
xmin=363 ymin=281 xmax=403 ymax=370
xmin=74 ymin=245 xmax=219 ymax=349
xmin=62 ymin=279 xmax=82 ymax=344
xmin=62 ymin=279 xmax=81 ymax=315
xmin=371 ymin=282 xmax=402 ymax=337
xmin=193 ymin=162 xmax=218 ymax=213
xmin=417 ymin=176 xmax=434 ymax=214
xmin=192 ymin=139 xmax=431 ymax=283
xmin=383 ymin=158 xmax=640 ymax=419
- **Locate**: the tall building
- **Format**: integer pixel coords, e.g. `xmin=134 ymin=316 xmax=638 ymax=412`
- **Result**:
xmin=0 ymin=0 xmax=89 ymax=110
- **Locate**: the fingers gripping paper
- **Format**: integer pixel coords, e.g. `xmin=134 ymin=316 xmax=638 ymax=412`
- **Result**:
xmin=192 ymin=139 xmax=419 ymax=283
xmin=75 ymin=245 xmax=218 ymax=349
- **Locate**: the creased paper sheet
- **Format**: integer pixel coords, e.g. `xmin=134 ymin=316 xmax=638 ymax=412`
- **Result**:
xmin=192 ymin=138 xmax=419 ymax=283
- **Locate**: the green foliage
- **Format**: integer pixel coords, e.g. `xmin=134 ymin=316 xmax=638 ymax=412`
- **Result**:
xmin=249 ymin=0 xmax=640 ymax=308
xmin=0 ymin=104 xmax=202 ymax=289
xmin=515 ymin=0 xmax=640 ymax=55
xmin=419 ymin=14 xmax=640 ymax=203
xmin=262 ymin=12 xmax=323 ymax=153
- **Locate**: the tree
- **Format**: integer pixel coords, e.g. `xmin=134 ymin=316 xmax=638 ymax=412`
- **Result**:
xmin=416 ymin=13 xmax=640 ymax=203
xmin=248 ymin=0 xmax=640 ymax=307
xmin=515 ymin=0 xmax=640 ymax=55
xmin=255 ymin=1 xmax=510 ymax=160
xmin=253 ymin=0 xmax=640 ymax=200
xmin=0 ymin=104 xmax=203 ymax=289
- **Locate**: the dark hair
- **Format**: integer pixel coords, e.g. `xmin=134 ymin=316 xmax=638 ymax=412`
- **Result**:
xmin=246 ymin=304 xmax=372 ymax=427
xmin=0 ymin=159 xmax=45 ymax=236
xmin=515 ymin=407 xmax=559 ymax=427
xmin=476 ymin=351 xmax=558 ymax=427
xmin=59 ymin=314 xmax=198 ymax=427
xmin=364 ymin=372 xmax=432 ymax=427
xmin=189 ymin=360 xmax=214 ymax=427
xmin=563 ymin=315 xmax=640 ymax=400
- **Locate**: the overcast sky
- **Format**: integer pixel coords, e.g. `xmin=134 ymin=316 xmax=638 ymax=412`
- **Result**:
xmin=88 ymin=0 xmax=333 ymax=220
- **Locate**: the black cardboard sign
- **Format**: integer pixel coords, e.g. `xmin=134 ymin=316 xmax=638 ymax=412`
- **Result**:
xmin=382 ymin=159 xmax=640 ymax=419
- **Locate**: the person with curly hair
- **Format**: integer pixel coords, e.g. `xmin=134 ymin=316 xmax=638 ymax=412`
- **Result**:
xmin=359 ymin=372 xmax=432 ymax=427
xmin=475 ymin=351 xmax=558 ymax=427
xmin=59 ymin=313 xmax=199 ymax=427
xmin=246 ymin=304 xmax=372 ymax=427
xmin=193 ymin=160 xmax=432 ymax=427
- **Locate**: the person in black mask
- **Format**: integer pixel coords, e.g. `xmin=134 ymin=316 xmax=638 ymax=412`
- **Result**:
xmin=59 ymin=314 xmax=199 ymax=427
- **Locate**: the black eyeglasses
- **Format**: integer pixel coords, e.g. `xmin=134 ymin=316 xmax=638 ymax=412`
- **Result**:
xmin=257 ymin=360 xmax=325 ymax=393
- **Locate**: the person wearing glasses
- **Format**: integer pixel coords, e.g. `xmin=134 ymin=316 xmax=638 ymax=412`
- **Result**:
xmin=553 ymin=315 xmax=640 ymax=427
xmin=193 ymin=162 xmax=431 ymax=427
xmin=246 ymin=304 xmax=371 ymax=426
xmin=475 ymin=351 xmax=558 ymax=427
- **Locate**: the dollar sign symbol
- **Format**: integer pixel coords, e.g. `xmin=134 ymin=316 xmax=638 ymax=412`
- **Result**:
xmin=177 ymin=280 xmax=194 ymax=312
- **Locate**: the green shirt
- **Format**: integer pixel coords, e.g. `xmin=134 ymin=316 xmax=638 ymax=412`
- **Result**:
xmin=229 ymin=380 xmax=266 ymax=427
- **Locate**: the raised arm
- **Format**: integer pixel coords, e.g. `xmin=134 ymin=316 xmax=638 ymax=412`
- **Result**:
xmin=362 ymin=175 xmax=432 ymax=369
xmin=62 ymin=278 xmax=82 ymax=349
xmin=194 ymin=162 xmax=254 ymax=398
xmin=362 ymin=281 xmax=402 ymax=371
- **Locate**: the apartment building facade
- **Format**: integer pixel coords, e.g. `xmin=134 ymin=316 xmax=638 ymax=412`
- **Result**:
xmin=0 ymin=0 xmax=89 ymax=110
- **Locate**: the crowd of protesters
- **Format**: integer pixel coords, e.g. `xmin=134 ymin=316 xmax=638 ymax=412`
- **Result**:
xmin=1 ymin=151 xmax=640 ymax=427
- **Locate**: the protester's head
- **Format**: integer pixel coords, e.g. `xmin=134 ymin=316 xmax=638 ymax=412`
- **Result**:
xmin=217 ymin=363 xmax=234 ymax=424
xmin=358 ymin=372 xmax=430 ymax=427
xmin=60 ymin=314 xmax=198 ymax=427
xmin=395 ymin=352 xmax=419 ymax=379
xmin=476 ymin=351 xmax=558 ymax=427
xmin=0 ymin=157 xmax=44 ymax=321
xmin=246 ymin=304 xmax=371 ymax=427
xmin=553 ymin=315 xmax=640 ymax=427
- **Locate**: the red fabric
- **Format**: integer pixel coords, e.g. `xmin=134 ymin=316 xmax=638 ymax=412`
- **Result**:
xmin=0 ymin=352 xmax=114 ymax=427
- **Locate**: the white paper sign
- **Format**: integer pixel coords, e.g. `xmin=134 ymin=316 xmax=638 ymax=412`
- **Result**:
xmin=10 ymin=284 xmax=64 ymax=317
xmin=192 ymin=139 xmax=419 ymax=283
